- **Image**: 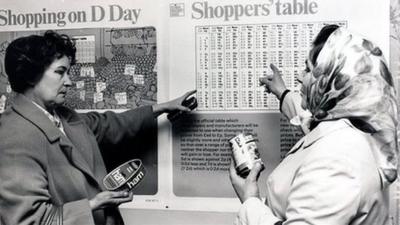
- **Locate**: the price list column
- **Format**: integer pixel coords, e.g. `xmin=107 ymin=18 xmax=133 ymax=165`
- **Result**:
xmin=254 ymin=24 xmax=269 ymax=109
xmin=281 ymin=24 xmax=295 ymax=90
xmin=265 ymin=24 xmax=279 ymax=109
xmin=210 ymin=26 xmax=225 ymax=110
xmin=239 ymin=25 xmax=256 ymax=109
xmin=225 ymin=25 xmax=241 ymax=110
xmin=293 ymin=23 xmax=308 ymax=91
xmin=196 ymin=26 xmax=211 ymax=109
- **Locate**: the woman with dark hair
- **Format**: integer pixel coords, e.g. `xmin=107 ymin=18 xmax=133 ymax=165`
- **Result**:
xmin=230 ymin=25 xmax=398 ymax=224
xmin=0 ymin=31 xmax=195 ymax=225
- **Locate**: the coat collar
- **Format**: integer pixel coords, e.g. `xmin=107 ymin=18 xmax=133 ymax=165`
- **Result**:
xmin=12 ymin=94 xmax=62 ymax=143
xmin=286 ymin=119 xmax=353 ymax=156
xmin=12 ymin=94 xmax=100 ymax=188
xmin=12 ymin=94 xmax=102 ymax=190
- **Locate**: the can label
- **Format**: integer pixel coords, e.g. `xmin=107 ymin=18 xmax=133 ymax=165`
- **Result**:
xmin=103 ymin=159 xmax=146 ymax=191
xmin=229 ymin=133 xmax=263 ymax=177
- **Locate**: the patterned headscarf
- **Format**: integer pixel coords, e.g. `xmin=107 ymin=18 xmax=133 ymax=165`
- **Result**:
xmin=303 ymin=27 xmax=399 ymax=187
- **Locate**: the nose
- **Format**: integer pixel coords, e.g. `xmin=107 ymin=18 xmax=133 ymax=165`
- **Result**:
xmin=64 ymin=74 xmax=72 ymax=87
xmin=298 ymin=70 xmax=306 ymax=84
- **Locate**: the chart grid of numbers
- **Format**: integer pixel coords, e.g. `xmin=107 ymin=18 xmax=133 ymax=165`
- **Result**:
xmin=195 ymin=21 xmax=346 ymax=111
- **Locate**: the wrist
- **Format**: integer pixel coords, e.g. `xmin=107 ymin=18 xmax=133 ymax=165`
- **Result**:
xmin=152 ymin=103 xmax=163 ymax=113
xmin=152 ymin=103 xmax=169 ymax=118
xmin=279 ymin=89 xmax=290 ymax=102
xmin=275 ymin=87 xmax=286 ymax=99
xmin=279 ymin=89 xmax=290 ymax=112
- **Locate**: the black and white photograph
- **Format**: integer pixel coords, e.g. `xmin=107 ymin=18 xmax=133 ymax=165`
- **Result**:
xmin=0 ymin=0 xmax=399 ymax=224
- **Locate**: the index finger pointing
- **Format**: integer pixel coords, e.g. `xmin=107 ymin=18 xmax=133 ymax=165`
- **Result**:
xmin=184 ymin=90 xmax=197 ymax=98
xmin=269 ymin=64 xmax=281 ymax=75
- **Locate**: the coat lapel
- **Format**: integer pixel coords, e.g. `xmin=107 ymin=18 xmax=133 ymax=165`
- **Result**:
xmin=57 ymin=134 xmax=100 ymax=189
xmin=12 ymin=94 xmax=101 ymax=189
xmin=61 ymin=119 xmax=94 ymax=170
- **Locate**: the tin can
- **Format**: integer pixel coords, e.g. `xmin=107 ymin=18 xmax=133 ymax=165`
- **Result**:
xmin=103 ymin=159 xmax=146 ymax=191
xmin=229 ymin=133 xmax=264 ymax=178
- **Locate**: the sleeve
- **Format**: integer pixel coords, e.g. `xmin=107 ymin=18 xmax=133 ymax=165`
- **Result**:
xmin=280 ymin=91 xmax=310 ymax=134
xmin=280 ymin=91 xmax=304 ymax=121
xmin=235 ymin=198 xmax=281 ymax=225
xmin=0 ymin=145 xmax=95 ymax=225
xmin=80 ymin=105 xmax=156 ymax=146
xmin=234 ymin=156 xmax=361 ymax=225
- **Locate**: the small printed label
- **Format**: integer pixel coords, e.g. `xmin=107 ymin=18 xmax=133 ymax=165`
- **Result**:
xmin=133 ymin=74 xmax=145 ymax=85
xmin=170 ymin=3 xmax=185 ymax=17
xmin=115 ymin=92 xmax=127 ymax=105
xmin=79 ymin=90 xmax=86 ymax=101
xmin=76 ymin=81 xmax=85 ymax=89
xmin=94 ymin=92 xmax=103 ymax=103
xmin=96 ymin=82 xmax=107 ymax=93
xmin=80 ymin=66 xmax=95 ymax=77
xmin=124 ymin=64 xmax=136 ymax=76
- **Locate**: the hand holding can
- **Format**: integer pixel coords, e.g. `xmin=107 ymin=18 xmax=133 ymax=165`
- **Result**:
xmin=229 ymin=133 xmax=264 ymax=178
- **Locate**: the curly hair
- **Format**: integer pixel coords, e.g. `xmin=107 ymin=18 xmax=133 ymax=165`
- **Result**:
xmin=4 ymin=30 xmax=76 ymax=93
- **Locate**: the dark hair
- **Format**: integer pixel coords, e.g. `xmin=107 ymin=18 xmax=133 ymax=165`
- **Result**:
xmin=309 ymin=24 xmax=339 ymax=65
xmin=4 ymin=30 xmax=76 ymax=93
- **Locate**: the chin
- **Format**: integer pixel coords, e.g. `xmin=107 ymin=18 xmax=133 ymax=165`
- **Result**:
xmin=301 ymin=99 xmax=307 ymax=110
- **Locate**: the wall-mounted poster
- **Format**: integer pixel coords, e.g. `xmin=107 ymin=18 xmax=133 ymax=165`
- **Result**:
xmin=0 ymin=0 xmax=394 ymax=218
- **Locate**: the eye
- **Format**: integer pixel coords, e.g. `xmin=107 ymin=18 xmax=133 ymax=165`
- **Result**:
xmin=55 ymin=68 xmax=67 ymax=76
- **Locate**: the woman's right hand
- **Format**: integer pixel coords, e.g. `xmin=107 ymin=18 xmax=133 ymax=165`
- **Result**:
xmin=259 ymin=64 xmax=287 ymax=99
xmin=89 ymin=191 xmax=133 ymax=211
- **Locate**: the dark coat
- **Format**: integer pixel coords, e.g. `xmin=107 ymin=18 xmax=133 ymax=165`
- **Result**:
xmin=0 ymin=94 xmax=155 ymax=225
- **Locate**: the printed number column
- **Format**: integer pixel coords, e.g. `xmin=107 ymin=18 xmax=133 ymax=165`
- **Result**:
xmin=196 ymin=26 xmax=211 ymax=109
xmin=210 ymin=26 xmax=225 ymax=110
xmin=225 ymin=25 xmax=240 ymax=110
xmin=239 ymin=25 xmax=256 ymax=109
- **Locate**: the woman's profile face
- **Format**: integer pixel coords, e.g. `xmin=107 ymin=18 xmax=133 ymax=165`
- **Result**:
xmin=32 ymin=55 xmax=72 ymax=109
xmin=299 ymin=58 xmax=314 ymax=110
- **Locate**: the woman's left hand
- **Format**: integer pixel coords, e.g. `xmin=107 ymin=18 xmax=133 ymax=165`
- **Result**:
xmin=152 ymin=90 xmax=197 ymax=117
xmin=229 ymin=160 xmax=263 ymax=203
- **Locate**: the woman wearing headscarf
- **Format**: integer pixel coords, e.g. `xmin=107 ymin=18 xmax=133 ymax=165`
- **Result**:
xmin=230 ymin=25 xmax=398 ymax=224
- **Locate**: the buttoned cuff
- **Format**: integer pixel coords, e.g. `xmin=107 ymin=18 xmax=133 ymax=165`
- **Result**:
xmin=235 ymin=197 xmax=280 ymax=225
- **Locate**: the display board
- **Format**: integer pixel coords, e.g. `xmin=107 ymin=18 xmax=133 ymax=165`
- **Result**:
xmin=0 ymin=0 xmax=167 ymax=207
xmin=167 ymin=0 xmax=389 ymax=212
xmin=0 ymin=0 xmax=392 ymax=214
